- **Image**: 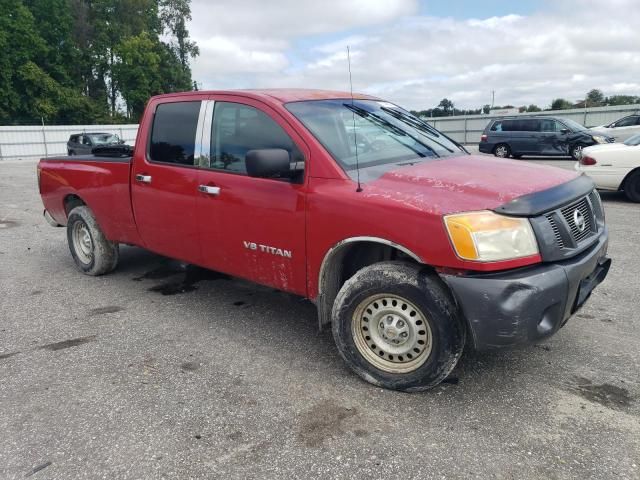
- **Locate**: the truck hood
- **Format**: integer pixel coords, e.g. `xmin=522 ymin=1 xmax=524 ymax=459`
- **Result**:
xmin=364 ymin=155 xmax=578 ymax=216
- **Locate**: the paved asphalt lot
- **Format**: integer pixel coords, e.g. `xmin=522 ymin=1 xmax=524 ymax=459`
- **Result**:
xmin=1 ymin=155 xmax=639 ymax=479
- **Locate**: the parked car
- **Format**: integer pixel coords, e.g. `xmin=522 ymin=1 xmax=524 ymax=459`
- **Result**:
xmin=479 ymin=116 xmax=614 ymax=160
xmin=576 ymin=133 xmax=640 ymax=202
xmin=67 ymin=132 xmax=123 ymax=155
xmin=591 ymin=114 xmax=640 ymax=142
xmin=38 ymin=89 xmax=610 ymax=392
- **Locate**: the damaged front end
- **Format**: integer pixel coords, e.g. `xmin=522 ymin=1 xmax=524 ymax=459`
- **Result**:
xmin=440 ymin=176 xmax=611 ymax=349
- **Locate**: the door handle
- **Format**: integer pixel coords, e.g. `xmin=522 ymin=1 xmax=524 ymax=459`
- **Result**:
xmin=198 ymin=185 xmax=221 ymax=195
xmin=135 ymin=174 xmax=152 ymax=183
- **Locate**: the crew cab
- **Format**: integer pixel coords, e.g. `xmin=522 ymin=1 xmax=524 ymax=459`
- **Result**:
xmin=38 ymin=89 xmax=611 ymax=391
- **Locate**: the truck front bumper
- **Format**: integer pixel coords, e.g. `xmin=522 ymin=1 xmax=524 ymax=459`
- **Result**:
xmin=441 ymin=232 xmax=610 ymax=350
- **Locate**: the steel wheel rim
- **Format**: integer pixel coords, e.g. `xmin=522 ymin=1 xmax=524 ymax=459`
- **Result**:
xmin=495 ymin=146 xmax=508 ymax=157
xmin=351 ymin=294 xmax=433 ymax=374
xmin=72 ymin=222 xmax=93 ymax=264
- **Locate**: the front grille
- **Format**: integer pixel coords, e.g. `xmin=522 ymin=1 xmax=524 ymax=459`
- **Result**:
xmin=530 ymin=188 xmax=604 ymax=262
xmin=560 ymin=197 xmax=595 ymax=243
xmin=606 ymin=137 xmax=615 ymax=143
xmin=545 ymin=214 xmax=565 ymax=249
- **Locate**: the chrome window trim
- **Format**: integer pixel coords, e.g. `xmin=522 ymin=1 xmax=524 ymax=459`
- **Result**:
xmin=194 ymin=100 xmax=214 ymax=168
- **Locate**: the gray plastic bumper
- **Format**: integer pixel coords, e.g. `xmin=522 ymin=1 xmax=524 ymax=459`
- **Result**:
xmin=441 ymin=230 xmax=610 ymax=350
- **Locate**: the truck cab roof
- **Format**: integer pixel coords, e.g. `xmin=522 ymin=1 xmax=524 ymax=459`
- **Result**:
xmin=150 ymin=88 xmax=380 ymax=105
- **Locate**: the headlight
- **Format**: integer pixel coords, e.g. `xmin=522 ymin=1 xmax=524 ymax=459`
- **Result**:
xmin=444 ymin=211 xmax=539 ymax=262
xmin=592 ymin=135 xmax=607 ymax=144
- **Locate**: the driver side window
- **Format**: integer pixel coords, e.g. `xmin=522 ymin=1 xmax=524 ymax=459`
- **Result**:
xmin=208 ymin=102 xmax=304 ymax=176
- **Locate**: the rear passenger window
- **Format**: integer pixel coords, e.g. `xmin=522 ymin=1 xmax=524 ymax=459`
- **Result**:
xmin=520 ymin=119 xmax=540 ymax=132
xmin=208 ymin=102 xmax=304 ymax=175
xmin=501 ymin=120 xmax=517 ymax=131
xmin=490 ymin=121 xmax=503 ymax=131
xmin=150 ymin=101 xmax=201 ymax=166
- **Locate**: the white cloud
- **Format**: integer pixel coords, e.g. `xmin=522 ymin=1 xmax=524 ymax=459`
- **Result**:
xmin=188 ymin=0 xmax=640 ymax=110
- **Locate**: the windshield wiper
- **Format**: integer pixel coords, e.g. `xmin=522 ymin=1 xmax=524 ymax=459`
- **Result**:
xmin=380 ymin=107 xmax=455 ymax=153
xmin=344 ymin=104 xmax=439 ymax=158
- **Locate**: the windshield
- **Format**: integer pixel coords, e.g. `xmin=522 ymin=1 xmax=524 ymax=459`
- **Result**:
xmin=285 ymin=99 xmax=465 ymax=173
xmin=560 ymin=118 xmax=587 ymax=132
xmin=88 ymin=134 xmax=120 ymax=145
xmin=624 ymin=134 xmax=640 ymax=146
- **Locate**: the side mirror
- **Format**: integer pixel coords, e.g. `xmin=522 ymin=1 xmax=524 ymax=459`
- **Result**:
xmin=246 ymin=148 xmax=291 ymax=179
xmin=560 ymin=128 xmax=570 ymax=134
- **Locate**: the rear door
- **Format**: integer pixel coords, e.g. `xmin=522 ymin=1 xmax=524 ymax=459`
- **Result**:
xmin=503 ymin=119 xmax=530 ymax=154
xmin=195 ymin=97 xmax=309 ymax=295
xmin=131 ymin=98 xmax=205 ymax=264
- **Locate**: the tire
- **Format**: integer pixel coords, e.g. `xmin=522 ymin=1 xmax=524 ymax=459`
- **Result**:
xmin=68 ymin=150 xmax=75 ymax=156
xmin=570 ymin=144 xmax=585 ymax=160
xmin=66 ymin=206 xmax=119 ymax=275
xmin=493 ymin=144 xmax=511 ymax=158
xmin=623 ymin=170 xmax=640 ymax=203
xmin=331 ymin=261 xmax=465 ymax=392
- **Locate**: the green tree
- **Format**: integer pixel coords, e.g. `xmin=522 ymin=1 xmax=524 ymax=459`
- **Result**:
xmin=526 ymin=104 xmax=541 ymax=112
xmin=159 ymin=0 xmax=199 ymax=90
xmin=585 ymin=88 xmax=605 ymax=106
xmin=606 ymin=95 xmax=639 ymax=106
xmin=113 ymin=32 xmax=162 ymax=120
xmin=551 ymin=98 xmax=573 ymax=110
xmin=438 ymin=98 xmax=454 ymax=114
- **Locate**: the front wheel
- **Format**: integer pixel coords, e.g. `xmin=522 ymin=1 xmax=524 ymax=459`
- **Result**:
xmin=331 ymin=262 xmax=465 ymax=392
xmin=570 ymin=144 xmax=585 ymax=160
xmin=67 ymin=206 xmax=119 ymax=275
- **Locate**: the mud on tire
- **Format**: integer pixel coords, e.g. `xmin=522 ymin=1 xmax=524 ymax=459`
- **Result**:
xmin=66 ymin=205 xmax=119 ymax=276
xmin=331 ymin=261 xmax=465 ymax=392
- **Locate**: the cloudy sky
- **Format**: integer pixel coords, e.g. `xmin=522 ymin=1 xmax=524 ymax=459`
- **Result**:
xmin=188 ymin=0 xmax=640 ymax=111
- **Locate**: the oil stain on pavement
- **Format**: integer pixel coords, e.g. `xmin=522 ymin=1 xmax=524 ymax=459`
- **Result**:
xmin=567 ymin=376 xmax=633 ymax=410
xmin=141 ymin=264 xmax=230 ymax=296
xmin=88 ymin=306 xmax=124 ymax=316
xmin=0 ymin=351 xmax=21 ymax=360
xmin=39 ymin=335 xmax=97 ymax=351
xmin=298 ymin=400 xmax=359 ymax=447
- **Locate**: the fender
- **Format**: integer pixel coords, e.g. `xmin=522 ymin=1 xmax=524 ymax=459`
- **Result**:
xmin=315 ymin=236 xmax=424 ymax=329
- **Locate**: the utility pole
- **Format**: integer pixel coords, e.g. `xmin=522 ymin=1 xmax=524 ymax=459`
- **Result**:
xmin=491 ymin=90 xmax=495 ymax=109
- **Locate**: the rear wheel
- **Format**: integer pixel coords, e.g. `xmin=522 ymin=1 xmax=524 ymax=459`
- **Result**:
xmin=331 ymin=262 xmax=465 ymax=392
xmin=624 ymin=170 xmax=640 ymax=203
xmin=493 ymin=144 xmax=511 ymax=158
xmin=67 ymin=206 xmax=119 ymax=275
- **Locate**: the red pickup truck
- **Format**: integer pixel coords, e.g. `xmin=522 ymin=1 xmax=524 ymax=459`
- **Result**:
xmin=38 ymin=89 xmax=611 ymax=391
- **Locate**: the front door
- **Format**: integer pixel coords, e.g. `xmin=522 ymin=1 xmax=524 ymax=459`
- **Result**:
xmin=539 ymin=119 xmax=566 ymax=156
xmin=131 ymin=99 xmax=204 ymax=264
xmin=195 ymin=98 xmax=308 ymax=295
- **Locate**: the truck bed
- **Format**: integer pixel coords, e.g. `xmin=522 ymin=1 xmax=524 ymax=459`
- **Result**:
xmin=39 ymin=154 xmax=142 ymax=245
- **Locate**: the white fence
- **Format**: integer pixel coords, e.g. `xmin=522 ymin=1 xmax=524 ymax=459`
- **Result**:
xmin=424 ymin=104 xmax=640 ymax=144
xmin=0 ymin=124 xmax=139 ymax=161
xmin=1 ymin=103 xmax=639 ymax=159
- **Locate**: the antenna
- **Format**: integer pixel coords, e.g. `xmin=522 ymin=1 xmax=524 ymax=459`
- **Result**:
xmin=347 ymin=46 xmax=362 ymax=192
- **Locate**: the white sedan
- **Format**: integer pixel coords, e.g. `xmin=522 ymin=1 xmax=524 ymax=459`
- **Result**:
xmin=591 ymin=114 xmax=640 ymax=142
xmin=575 ymin=134 xmax=640 ymax=202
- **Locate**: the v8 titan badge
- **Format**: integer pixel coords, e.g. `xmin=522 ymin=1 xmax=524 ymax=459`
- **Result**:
xmin=243 ymin=241 xmax=292 ymax=258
